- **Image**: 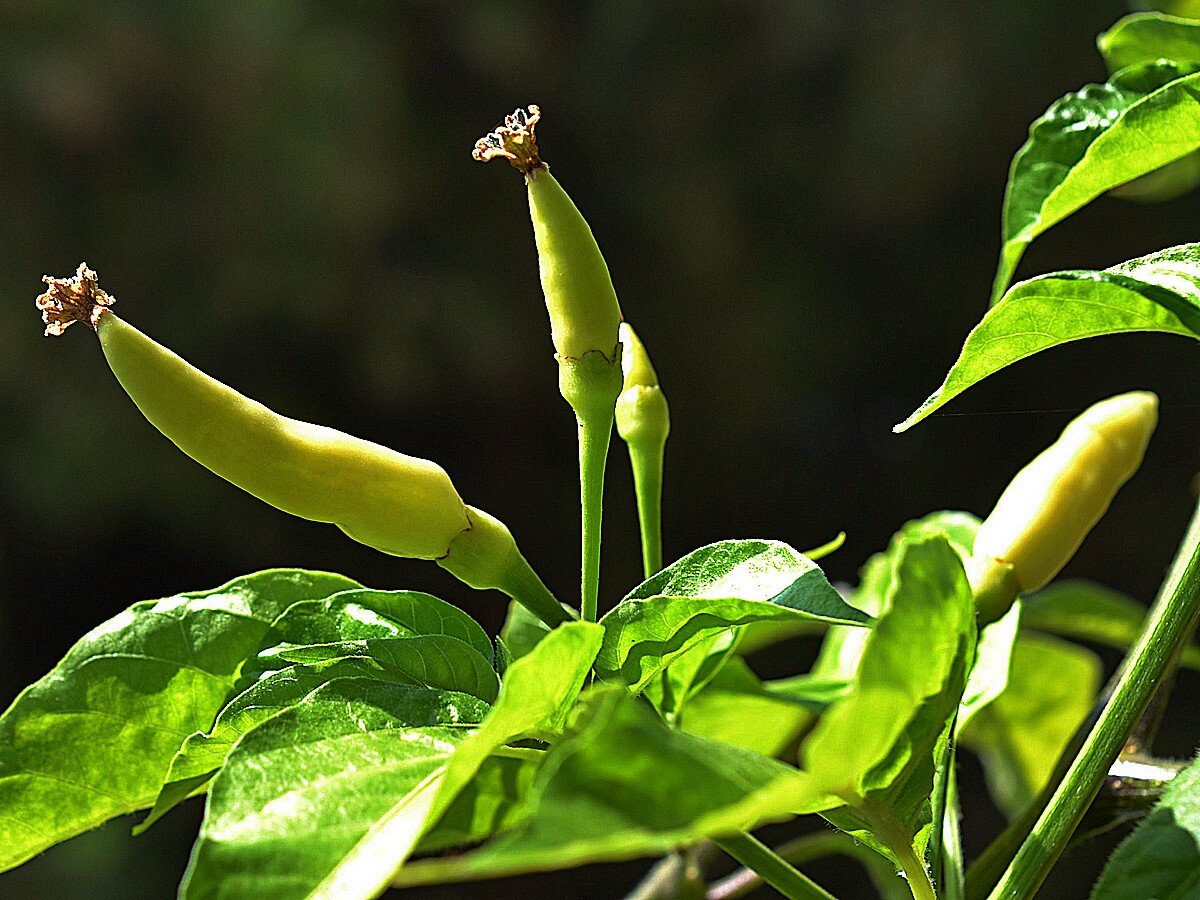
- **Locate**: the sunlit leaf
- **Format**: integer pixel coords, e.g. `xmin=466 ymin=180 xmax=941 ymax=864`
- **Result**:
xmin=1101 ymin=13 xmax=1200 ymax=72
xmin=596 ymin=540 xmax=869 ymax=695
xmin=181 ymin=678 xmax=488 ymax=900
xmin=992 ymin=60 xmax=1200 ymax=302
xmin=898 ymin=242 xmax=1200 ymax=431
xmin=0 ymin=570 xmax=358 ymax=873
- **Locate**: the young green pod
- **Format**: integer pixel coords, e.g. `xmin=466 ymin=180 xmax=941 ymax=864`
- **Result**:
xmin=473 ymin=105 xmax=622 ymax=363
xmin=35 ymin=264 xmax=570 ymax=625
xmin=615 ymin=322 xmax=670 ymax=577
xmin=615 ymin=322 xmax=670 ymax=450
xmin=970 ymin=391 xmax=1158 ymax=620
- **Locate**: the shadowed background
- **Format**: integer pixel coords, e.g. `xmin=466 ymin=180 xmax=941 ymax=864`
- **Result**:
xmin=2 ymin=2 xmax=1198 ymax=897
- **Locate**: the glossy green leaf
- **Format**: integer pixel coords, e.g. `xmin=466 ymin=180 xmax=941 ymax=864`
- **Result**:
xmin=959 ymin=602 xmax=1022 ymax=731
xmin=259 ymin=634 xmax=500 ymax=703
xmin=961 ymin=635 xmax=1101 ymax=818
xmin=181 ymin=678 xmax=488 ymax=900
xmin=0 ymin=569 xmax=358 ymax=873
xmin=898 ymin=242 xmax=1200 ymax=431
xmin=378 ymin=622 xmax=603 ymax=879
xmin=596 ymin=540 xmax=869 ymax=693
xmin=1101 ymin=13 xmax=1200 ymax=72
xmin=137 ymin=657 xmax=390 ymax=833
xmin=1023 ymin=579 xmax=1200 ymax=669
xmin=1143 ymin=1 xmax=1200 ymax=18
xmin=812 ymin=511 xmax=979 ymax=682
xmin=268 ymin=588 xmax=493 ymax=663
xmin=414 ymin=754 xmax=539 ymax=855
xmin=1091 ymin=752 xmax=1200 ymax=899
xmin=498 ymin=599 xmax=553 ymax=660
xmin=392 ymin=686 xmax=809 ymax=886
xmin=802 ymin=536 xmax=977 ymax=868
xmin=680 ymin=658 xmax=830 ymax=756
xmin=991 ymin=60 xmax=1200 ymax=303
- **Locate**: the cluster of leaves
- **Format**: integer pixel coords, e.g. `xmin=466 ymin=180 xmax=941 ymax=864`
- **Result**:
xmin=9 ymin=7 xmax=1200 ymax=900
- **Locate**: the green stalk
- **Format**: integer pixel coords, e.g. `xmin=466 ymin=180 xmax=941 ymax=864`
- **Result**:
xmin=713 ymin=833 xmax=835 ymax=900
xmin=631 ymin=443 xmax=665 ymax=578
xmin=985 ymin=496 xmax=1200 ymax=899
xmin=578 ymin=408 xmax=613 ymax=621
xmin=559 ymin=353 xmax=622 ymax=623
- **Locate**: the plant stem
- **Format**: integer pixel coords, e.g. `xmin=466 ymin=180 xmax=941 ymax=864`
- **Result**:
xmin=896 ymin=843 xmax=938 ymax=900
xmin=577 ymin=409 xmax=612 ymax=621
xmin=986 ymin=496 xmax=1200 ymax=899
xmin=713 ymin=833 xmax=835 ymax=900
xmin=631 ymin=442 xmax=665 ymax=578
xmin=708 ymin=832 xmax=904 ymax=900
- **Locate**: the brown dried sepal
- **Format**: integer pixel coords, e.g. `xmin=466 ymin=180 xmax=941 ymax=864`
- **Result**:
xmin=472 ymin=105 xmax=547 ymax=177
xmin=36 ymin=262 xmax=115 ymax=336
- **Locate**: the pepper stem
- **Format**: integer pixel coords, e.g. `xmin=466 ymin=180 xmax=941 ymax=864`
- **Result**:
xmin=559 ymin=353 xmax=623 ymax=622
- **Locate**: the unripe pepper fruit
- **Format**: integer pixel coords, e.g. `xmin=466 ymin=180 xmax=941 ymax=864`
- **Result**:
xmin=970 ymin=390 xmax=1158 ymax=623
xmin=36 ymin=264 xmax=569 ymax=625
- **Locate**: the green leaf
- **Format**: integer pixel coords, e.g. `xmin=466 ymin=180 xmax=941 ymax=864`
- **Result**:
xmin=897 ymin=242 xmax=1200 ymax=431
xmin=137 ymin=657 xmax=391 ymax=834
xmin=1100 ymin=13 xmax=1200 ymax=72
xmin=1091 ymin=753 xmax=1200 ymax=899
xmin=269 ymin=588 xmax=493 ymax=663
xmin=680 ymin=658 xmax=831 ymax=756
xmin=959 ymin=601 xmax=1022 ymax=731
xmin=811 ymin=511 xmax=979 ymax=682
xmin=802 ymin=536 xmax=977 ymax=868
xmin=259 ymin=634 xmax=500 ymax=703
xmin=367 ymin=622 xmax=604 ymax=881
xmin=991 ymin=60 xmax=1200 ymax=303
xmin=181 ymin=678 xmax=488 ymax=900
xmin=0 ymin=569 xmax=358 ymax=873
xmin=392 ymin=686 xmax=809 ymax=886
xmin=414 ymin=754 xmax=539 ymax=855
xmin=498 ymin=599 xmax=553 ymax=660
xmin=1023 ymin=579 xmax=1200 ymax=669
xmin=596 ymin=540 xmax=870 ymax=694
xmin=961 ymin=634 xmax=1101 ymax=818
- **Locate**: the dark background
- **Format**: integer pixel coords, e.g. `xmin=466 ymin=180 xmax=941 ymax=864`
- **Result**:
xmin=3 ymin=2 xmax=1199 ymax=897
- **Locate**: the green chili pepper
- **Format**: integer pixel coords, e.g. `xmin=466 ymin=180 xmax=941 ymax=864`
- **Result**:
xmin=615 ymin=322 xmax=670 ymax=577
xmin=474 ymin=106 xmax=624 ymax=622
xmin=473 ymin=105 xmax=622 ymax=363
xmin=36 ymin=263 xmax=569 ymax=626
xmin=970 ymin=390 xmax=1158 ymax=622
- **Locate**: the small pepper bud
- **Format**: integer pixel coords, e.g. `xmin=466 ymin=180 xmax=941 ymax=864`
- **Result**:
xmin=615 ymin=323 xmax=670 ymax=576
xmin=970 ymin=391 xmax=1158 ymax=622
xmin=36 ymin=264 xmax=569 ymax=626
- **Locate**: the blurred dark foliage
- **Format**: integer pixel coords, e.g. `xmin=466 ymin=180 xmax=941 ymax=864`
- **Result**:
xmin=2 ymin=1 xmax=1199 ymax=898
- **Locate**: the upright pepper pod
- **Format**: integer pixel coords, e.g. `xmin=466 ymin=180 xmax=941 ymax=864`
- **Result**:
xmin=475 ymin=106 xmax=624 ymax=621
xmin=970 ymin=390 xmax=1158 ymax=623
xmin=615 ymin=322 xmax=670 ymax=577
xmin=36 ymin=264 xmax=568 ymax=626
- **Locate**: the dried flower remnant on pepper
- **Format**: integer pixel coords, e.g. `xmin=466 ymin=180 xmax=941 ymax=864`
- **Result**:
xmin=36 ymin=262 xmax=115 ymax=335
xmin=473 ymin=105 xmax=547 ymax=177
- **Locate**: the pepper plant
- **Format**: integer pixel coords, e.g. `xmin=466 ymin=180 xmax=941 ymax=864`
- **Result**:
xmin=8 ymin=10 xmax=1200 ymax=899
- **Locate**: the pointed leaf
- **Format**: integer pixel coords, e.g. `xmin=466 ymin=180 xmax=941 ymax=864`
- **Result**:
xmin=992 ymin=60 xmax=1200 ymax=302
xmin=898 ymin=242 xmax=1200 ymax=431
xmin=181 ymin=678 xmax=488 ymax=900
xmin=596 ymin=540 xmax=869 ymax=693
xmin=0 ymin=569 xmax=358 ymax=873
